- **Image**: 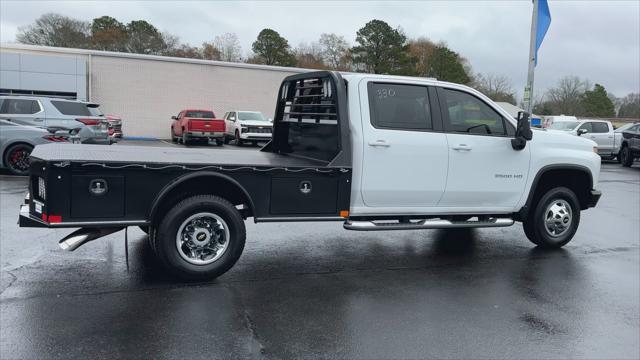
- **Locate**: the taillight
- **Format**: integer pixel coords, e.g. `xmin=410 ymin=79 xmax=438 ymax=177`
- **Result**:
xmin=76 ymin=118 xmax=101 ymax=126
xmin=42 ymin=135 xmax=69 ymax=142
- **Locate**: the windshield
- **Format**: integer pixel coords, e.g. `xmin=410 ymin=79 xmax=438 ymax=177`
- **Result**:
xmin=186 ymin=111 xmax=214 ymax=118
xmin=88 ymin=107 xmax=104 ymax=117
xmin=238 ymin=112 xmax=267 ymax=121
xmin=549 ymin=121 xmax=580 ymax=130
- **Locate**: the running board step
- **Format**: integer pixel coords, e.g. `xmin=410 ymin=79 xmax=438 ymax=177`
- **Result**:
xmin=344 ymin=218 xmax=514 ymax=231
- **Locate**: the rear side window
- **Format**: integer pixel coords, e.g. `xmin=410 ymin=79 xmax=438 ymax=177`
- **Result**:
xmin=441 ymin=88 xmax=506 ymax=135
xmin=368 ymin=83 xmax=432 ymax=130
xmin=0 ymin=99 xmax=40 ymax=114
xmin=51 ymin=101 xmax=92 ymax=116
xmin=591 ymin=122 xmax=609 ymax=133
xmin=185 ymin=111 xmax=214 ymax=118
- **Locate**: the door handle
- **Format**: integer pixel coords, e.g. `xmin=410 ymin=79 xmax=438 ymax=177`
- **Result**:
xmin=368 ymin=140 xmax=390 ymax=147
xmin=451 ymin=144 xmax=472 ymax=151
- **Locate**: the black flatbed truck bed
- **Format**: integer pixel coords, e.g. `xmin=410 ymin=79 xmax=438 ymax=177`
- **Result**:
xmin=19 ymin=71 xmax=353 ymax=279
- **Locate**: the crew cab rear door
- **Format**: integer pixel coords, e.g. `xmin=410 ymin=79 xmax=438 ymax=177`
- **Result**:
xmin=436 ymin=87 xmax=530 ymax=209
xmin=579 ymin=121 xmax=614 ymax=154
xmin=358 ymin=79 xmax=448 ymax=208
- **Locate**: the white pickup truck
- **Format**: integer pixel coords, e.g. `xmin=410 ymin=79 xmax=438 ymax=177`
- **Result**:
xmin=19 ymin=71 xmax=602 ymax=279
xmin=547 ymin=118 xmax=621 ymax=159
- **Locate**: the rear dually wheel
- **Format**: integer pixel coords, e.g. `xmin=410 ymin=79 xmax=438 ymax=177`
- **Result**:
xmin=155 ymin=195 xmax=246 ymax=280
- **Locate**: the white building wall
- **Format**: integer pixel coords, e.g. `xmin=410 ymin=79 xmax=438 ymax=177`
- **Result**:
xmin=90 ymin=55 xmax=300 ymax=138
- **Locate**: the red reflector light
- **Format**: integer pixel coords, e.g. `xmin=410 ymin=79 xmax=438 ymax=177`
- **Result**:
xmin=41 ymin=213 xmax=62 ymax=223
xmin=48 ymin=215 xmax=62 ymax=223
xmin=76 ymin=118 xmax=101 ymax=126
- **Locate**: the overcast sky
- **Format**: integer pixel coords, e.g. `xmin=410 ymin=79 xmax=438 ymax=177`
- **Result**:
xmin=1 ymin=1 xmax=638 ymax=99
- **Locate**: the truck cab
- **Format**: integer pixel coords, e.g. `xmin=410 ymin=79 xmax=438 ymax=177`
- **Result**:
xmin=19 ymin=71 xmax=602 ymax=280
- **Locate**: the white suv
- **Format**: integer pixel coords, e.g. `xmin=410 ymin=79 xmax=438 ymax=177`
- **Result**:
xmin=222 ymin=111 xmax=273 ymax=146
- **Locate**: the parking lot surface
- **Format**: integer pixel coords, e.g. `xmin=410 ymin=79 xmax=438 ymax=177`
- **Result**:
xmin=1 ymin=141 xmax=639 ymax=359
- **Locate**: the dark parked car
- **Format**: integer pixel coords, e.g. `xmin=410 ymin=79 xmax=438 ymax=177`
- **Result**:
xmin=619 ymin=123 xmax=640 ymax=167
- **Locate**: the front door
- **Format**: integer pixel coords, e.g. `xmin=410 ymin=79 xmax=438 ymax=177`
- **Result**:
xmin=437 ymin=87 xmax=531 ymax=210
xmin=580 ymin=121 xmax=614 ymax=154
xmin=359 ymin=80 xmax=449 ymax=208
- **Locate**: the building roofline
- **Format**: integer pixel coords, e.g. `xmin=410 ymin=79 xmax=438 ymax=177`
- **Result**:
xmin=0 ymin=43 xmax=310 ymax=74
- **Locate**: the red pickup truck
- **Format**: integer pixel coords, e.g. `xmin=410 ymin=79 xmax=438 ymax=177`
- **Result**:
xmin=171 ymin=109 xmax=225 ymax=146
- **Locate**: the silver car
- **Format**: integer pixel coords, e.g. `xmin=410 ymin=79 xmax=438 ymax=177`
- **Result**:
xmin=0 ymin=119 xmax=70 ymax=175
xmin=0 ymin=96 xmax=109 ymax=144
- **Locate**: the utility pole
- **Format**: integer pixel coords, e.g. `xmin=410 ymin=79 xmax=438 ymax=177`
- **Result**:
xmin=524 ymin=0 xmax=539 ymax=114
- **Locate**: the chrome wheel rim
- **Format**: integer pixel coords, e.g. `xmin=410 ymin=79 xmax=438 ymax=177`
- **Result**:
xmin=176 ymin=212 xmax=230 ymax=265
xmin=543 ymin=199 xmax=572 ymax=237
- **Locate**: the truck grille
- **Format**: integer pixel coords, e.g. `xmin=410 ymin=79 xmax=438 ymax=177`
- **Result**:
xmin=247 ymin=126 xmax=272 ymax=134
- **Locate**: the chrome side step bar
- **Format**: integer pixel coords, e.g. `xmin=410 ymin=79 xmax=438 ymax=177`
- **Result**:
xmin=344 ymin=218 xmax=514 ymax=231
xmin=58 ymin=227 xmax=124 ymax=251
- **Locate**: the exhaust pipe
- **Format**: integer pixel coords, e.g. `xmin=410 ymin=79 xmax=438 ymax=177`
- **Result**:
xmin=58 ymin=227 xmax=124 ymax=251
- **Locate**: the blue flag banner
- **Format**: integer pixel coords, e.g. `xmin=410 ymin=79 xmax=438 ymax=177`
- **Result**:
xmin=535 ymin=0 xmax=552 ymax=65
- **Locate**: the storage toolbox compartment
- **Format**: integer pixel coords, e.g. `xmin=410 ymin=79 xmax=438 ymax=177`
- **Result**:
xmin=71 ymin=175 xmax=125 ymax=218
xmin=269 ymin=176 xmax=338 ymax=215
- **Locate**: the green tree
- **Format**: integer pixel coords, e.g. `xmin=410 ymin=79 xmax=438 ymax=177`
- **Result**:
xmin=351 ymin=20 xmax=412 ymax=75
xmin=125 ymin=20 xmax=166 ymax=55
xmin=16 ymin=13 xmax=90 ymax=48
xmin=251 ymin=29 xmax=296 ymax=66
xmin=581 ymin=84 xmax=615 ymax=117
xmin=427 ymin=45 xmax=470 ymax=84
xmin=91 ymin=16 xmax=127 ymax=51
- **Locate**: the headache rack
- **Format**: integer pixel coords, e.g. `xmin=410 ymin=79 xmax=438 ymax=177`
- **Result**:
xmin=263 ymin=71 xmax=351 ymax=167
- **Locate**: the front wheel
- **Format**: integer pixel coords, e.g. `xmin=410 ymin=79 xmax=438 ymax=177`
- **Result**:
xmin=235 ymin=130 xmax=243 ymax=146
xmin=523 ymin=187 xmax=580 ymax=249
xmin=620 ymin=146 xmax=633 ymax=167
xmin=3 ymin=143 xmax=33 ymax=176
xmin=155 ymin=195 xmax=246 ymax=280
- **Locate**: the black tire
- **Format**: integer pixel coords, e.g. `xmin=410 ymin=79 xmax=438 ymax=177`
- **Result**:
xmin=3 ymin=143 xmax=33 ymax=176
xmin=620 ymin=145 xmax=633 ymax=167
xmin=171 ymin=128 xmax=177 ymax=143
xmin=182 ymin=131 xmax=189 ymax=146
xmin=216 ymin=139 xmax=224 ymax=146
xmin=155 ymin=195 xmax=246 ymax=280
xmin=523 ymin=187 xmax=580 ymax=249
xmin=235 ymin=130 xmax=243 ymax=146
xmin=224 ymin=136 xmax=230 ymax=144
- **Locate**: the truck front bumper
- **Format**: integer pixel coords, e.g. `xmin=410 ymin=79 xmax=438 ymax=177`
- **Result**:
xmin=586 ymin=189 xmax=602 ymax=208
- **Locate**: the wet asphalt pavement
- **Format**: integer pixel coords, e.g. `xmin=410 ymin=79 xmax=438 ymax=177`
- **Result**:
xmin=1 ymin=142 xmax=639 ymax=359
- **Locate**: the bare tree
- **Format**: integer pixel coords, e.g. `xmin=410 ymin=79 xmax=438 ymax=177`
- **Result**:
xmin=473 ymin=73 xmax=516 ymax=104
xmin=293 ymin=42 xmax=326 ymax=69
xmin=318 ymin=33 xmax=349 ymax=70
xmin=407 ymin=37 xmax=436 ymax=77
xmin=213 ymin=33 xmax=242 ymax=62
xmin=201 ymin=42 xmax=222 ymax=60
xmin=17 ymin=13 xmax=90 ymax=48
xmin=545 ymin=76 xmax=591 ymax=115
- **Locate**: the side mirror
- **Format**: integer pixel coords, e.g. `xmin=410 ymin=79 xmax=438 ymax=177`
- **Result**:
xmin=171 ymin=116 xmax=177 ymax=120
xmin=511 ymin=111 xmax=533 ymax=150
xmin=577 ymin=128 xmax=588 ymax=136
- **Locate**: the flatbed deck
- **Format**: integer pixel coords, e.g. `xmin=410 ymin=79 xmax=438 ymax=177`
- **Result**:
xmin=30 ymin=143 xmax=327 ymax=168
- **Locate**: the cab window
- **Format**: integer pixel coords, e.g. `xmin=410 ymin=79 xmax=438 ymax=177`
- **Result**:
xmin=441 ymin=88 xmax=507 ymax=136
xmin=368 ymin=83 xmax=432 ymax=130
